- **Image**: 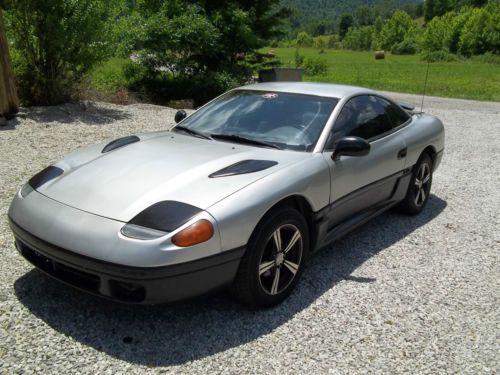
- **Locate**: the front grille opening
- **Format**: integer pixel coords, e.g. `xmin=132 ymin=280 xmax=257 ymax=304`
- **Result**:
xmin=109 ymin=280 xmax=146 ymax=302
xmin=19 ymin=241 xmax=100 ymax=293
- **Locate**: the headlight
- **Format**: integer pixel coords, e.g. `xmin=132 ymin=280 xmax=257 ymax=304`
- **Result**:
xmin=19 ymin=183 xmax=34 ymax=198
xmin=120 ymin=224 xmax=167 ymax=240
xmin=19 ymin=165 xmax=64 ymax=198
xmin=121 ymin=200 xmax=204 ymax=241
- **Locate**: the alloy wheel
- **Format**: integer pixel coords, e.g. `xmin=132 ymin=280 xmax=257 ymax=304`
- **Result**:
xmin=414 ymin=162 xmax=431 ymax=206
xmin=258 ymin=224 xmax=303 ymax=295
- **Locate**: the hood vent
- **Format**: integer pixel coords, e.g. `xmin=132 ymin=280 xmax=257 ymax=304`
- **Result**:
xmin=102 ymin=135 xmax=140 ymax=153
xmin=29 ymin=166 xmax=64 ymax=190
xmin=209 ymin=160 xmax=278 ymax=178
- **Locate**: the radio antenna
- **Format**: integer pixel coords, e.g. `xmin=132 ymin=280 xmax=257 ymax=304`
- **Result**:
xmin=420 ymin=60 xmax=430 ymax=113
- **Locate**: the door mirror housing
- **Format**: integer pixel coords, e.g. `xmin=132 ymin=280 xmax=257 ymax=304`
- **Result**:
xmin=332 ymin=136 xmax=370 ymax=160
xmin=174 ymin=109 xmax=187 ymax=123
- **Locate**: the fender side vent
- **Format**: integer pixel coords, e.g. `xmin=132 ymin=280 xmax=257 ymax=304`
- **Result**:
xmin=209 ymin=160 xmax=278 ymax=178
xmin=102 ymin=135 xmax=140 ymax=153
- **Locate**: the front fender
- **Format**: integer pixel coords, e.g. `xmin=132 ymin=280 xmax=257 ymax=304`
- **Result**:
xmin=207 ymin=154 xmax=330 ymax=251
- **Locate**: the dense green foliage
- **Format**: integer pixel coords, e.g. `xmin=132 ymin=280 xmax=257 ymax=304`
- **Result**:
xmin=376 ymin=10 xmax=418 ymax=50
xmin=5 ymin=0 xmax=291 ymax=105
xmin=5 ymin=0 xmax=121 ymax=105
xmin=424 ymin=0 xmax=488 ymax=22
xmin=3 ymin=0 xmax=498 ymax=106
xmin=117 ymin=0 xmax=290 ymax=104
xmin=282 ymin=0 xmax=421 ymax=35
xmin=421 ymin=1 xmax=499 ymax=57
xmin=324 ymin=0 xmax=499 ymax=60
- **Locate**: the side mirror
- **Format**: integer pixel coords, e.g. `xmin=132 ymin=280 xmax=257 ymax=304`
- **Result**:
xmin=332 ymin=136 xmax=370 ymax=160
xmin=174 ymin=109 xmax=187 ymax=123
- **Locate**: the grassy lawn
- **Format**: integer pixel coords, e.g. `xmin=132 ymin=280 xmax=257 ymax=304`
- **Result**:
xmin=268 ymin=48 xmax=500 ymax=102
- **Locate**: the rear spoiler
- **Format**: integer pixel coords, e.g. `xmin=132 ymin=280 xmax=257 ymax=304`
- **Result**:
xmin=399 ymin=102 xmax=416 ymax=111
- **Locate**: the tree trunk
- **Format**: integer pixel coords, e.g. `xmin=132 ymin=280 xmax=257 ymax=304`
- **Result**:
xmin=0 ymin=8 xmax=19 ymax=115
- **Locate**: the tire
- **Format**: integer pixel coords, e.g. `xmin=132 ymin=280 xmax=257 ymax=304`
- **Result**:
xmin=232 ymin=207 xmax=309 ymax=308
xmin=397 ymin=153 xmax=433 ymax=215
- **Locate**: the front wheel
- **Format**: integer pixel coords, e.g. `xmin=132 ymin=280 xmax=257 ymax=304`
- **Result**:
xmin=232 ymin=207 xmax=309 ymax=308
xmin=397 ymin=153 xmax=433 ymax=215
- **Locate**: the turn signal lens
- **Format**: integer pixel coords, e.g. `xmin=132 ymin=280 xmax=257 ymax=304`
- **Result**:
xmin=172 ymin=219 xmax=214 ymax=247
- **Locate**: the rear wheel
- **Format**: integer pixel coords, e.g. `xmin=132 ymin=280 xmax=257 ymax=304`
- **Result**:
xmin=397 ymin=153 xmax=433 ymax=215
xmin=233 ymin=207 xmax=309 ymax=308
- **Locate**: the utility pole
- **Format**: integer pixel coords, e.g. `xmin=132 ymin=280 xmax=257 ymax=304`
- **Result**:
xmin=0 ymin=3 xmax=19 ymax=120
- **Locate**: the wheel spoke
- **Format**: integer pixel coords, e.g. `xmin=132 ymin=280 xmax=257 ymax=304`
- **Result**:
xmin=419 ymin=165 xmax=425 ymax=180
xmin=270 ymin=268 xmax=280 ymax=295
xmin=414 ymin=178 xmax=421 ymax=186
xmin=259 ymin=260 xmax=275 ymax=275
xmin=422 ymin=174 xmax=430 ymax=184
xmin=283 ymin=260 xmax=299 ymax=275
xmin=415 ymin=189 xmax=421 ymax=204
xmin=420 ymin=188 xmax=426 ymax=202
xmin=283 ymin=230 xmax=301 ymax=254
xmin=273 ymin=229 xmax=282 ymax=252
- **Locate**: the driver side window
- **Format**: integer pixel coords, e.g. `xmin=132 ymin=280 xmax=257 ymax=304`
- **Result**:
xmin=325 ymin=95 xmax=393 ymax=149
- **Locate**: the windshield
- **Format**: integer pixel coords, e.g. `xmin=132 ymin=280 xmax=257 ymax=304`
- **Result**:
xmin=176 ymin=90 xmax=338 ymax=151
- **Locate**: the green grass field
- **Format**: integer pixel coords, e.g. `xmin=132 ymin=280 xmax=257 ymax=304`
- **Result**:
xmin=269 ymin=48 xmax=500 ymax=102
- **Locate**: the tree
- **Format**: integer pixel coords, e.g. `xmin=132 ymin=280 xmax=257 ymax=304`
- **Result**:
xmin=425 ymin=0 xmax=453 ymax=22
xmin=354 ymin=6 xmax=375 ymax=26
xmin=125 ymin=1 xmax=291 ymax=103
xmin=375 ymin=10 xmax=418 ymax=51
xmin=342 ymin=26 xmax=375 ymax=51
xmin=421 ymin=2 xmax=500 ymax=56
xmin=0 ymin=6 xmax=19 ymax=115
xmin=338 ymin=14 xmax=354 ymax=39
xmin=5 ymin=0 xmax=121 ymax=105
xmin=459 ymin=2 xmax=500 ymax=56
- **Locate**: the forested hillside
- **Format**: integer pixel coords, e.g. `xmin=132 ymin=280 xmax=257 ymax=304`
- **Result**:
xmin=283 ymin=0 xmax=422 ymax=31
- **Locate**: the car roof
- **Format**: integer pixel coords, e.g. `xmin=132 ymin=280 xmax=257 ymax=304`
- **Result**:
xmin=238 ymin=82 xmax=376 ymax=99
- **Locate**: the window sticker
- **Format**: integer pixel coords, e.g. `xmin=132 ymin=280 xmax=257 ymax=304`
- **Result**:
xmin=262 ymin=93 xmax=278 ymax=99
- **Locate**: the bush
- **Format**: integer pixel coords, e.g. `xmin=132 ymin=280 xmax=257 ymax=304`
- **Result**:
xmin=470 ymin=52 xmax=500 ymax=64
xmin=303 ymin=57 xmax=328 ymax=75
xmin=141 ymin=71 xmax=240 ymax=106
xmin=391 ymin=39 xmax=418 ymax=55
xmin=313 ymin=35 xmax=330 ymax=50
xmin=87 ymin=58 xmax=146 ymax=94
xmin=421 ymin=50 xmax=460 ymax=62
xmin=342 ymin=26 xmax=375 ymax=51
xmin=4 ymin=0 xmax=120 ymax=105
xmin=327 ymin=34 xmax=341 ymax=49
xmin=296 ymin=31 xmax=314 ymax=47
xmin=294 ymin=49 xmax=304 ymax=67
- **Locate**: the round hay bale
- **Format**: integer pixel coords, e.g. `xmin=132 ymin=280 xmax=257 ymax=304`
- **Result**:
xmin=374 ymin=51 xmax=385 ymax=60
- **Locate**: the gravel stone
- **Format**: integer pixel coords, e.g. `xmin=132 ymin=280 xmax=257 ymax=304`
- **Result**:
xmin=0 ymin=95 xmax=498 ymax=374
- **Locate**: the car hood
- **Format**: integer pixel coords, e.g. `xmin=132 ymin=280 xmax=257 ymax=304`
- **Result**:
xmin=36 ymin=132 xmax=308 ymax=222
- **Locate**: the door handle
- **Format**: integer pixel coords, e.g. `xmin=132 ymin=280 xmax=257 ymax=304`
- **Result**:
xmin=397 ymin=147 xmax=407 ymax=159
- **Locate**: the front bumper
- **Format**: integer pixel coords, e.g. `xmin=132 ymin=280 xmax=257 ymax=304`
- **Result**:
xmin=10 ymin=218 xmax=244 ymax=304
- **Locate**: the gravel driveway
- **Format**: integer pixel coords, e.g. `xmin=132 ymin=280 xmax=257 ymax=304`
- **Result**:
xmin=0 ymin=94 xmax=498 ymax=374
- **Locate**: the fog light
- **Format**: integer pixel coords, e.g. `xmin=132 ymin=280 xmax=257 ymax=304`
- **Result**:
xmin=172 ymin=219 xmax=214 ymax=247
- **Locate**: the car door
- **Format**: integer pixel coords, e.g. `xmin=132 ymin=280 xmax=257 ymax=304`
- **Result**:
xmin=322 ymin=95 xmax=408 ymax=227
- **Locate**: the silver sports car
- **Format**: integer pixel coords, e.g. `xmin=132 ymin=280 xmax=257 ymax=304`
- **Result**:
xmin=8 ymin=82 xmax=444 ymax=308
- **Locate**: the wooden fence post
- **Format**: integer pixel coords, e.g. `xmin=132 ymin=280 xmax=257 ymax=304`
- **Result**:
xmin=0 ymin=6 xmax=19 ymax=116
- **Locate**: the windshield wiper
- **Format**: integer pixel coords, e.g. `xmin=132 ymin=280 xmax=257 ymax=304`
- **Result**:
xmin=210 ymin=134 xmax=281 ymax=150
xmin=172 ymin=125 xmax=212 ymax=140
